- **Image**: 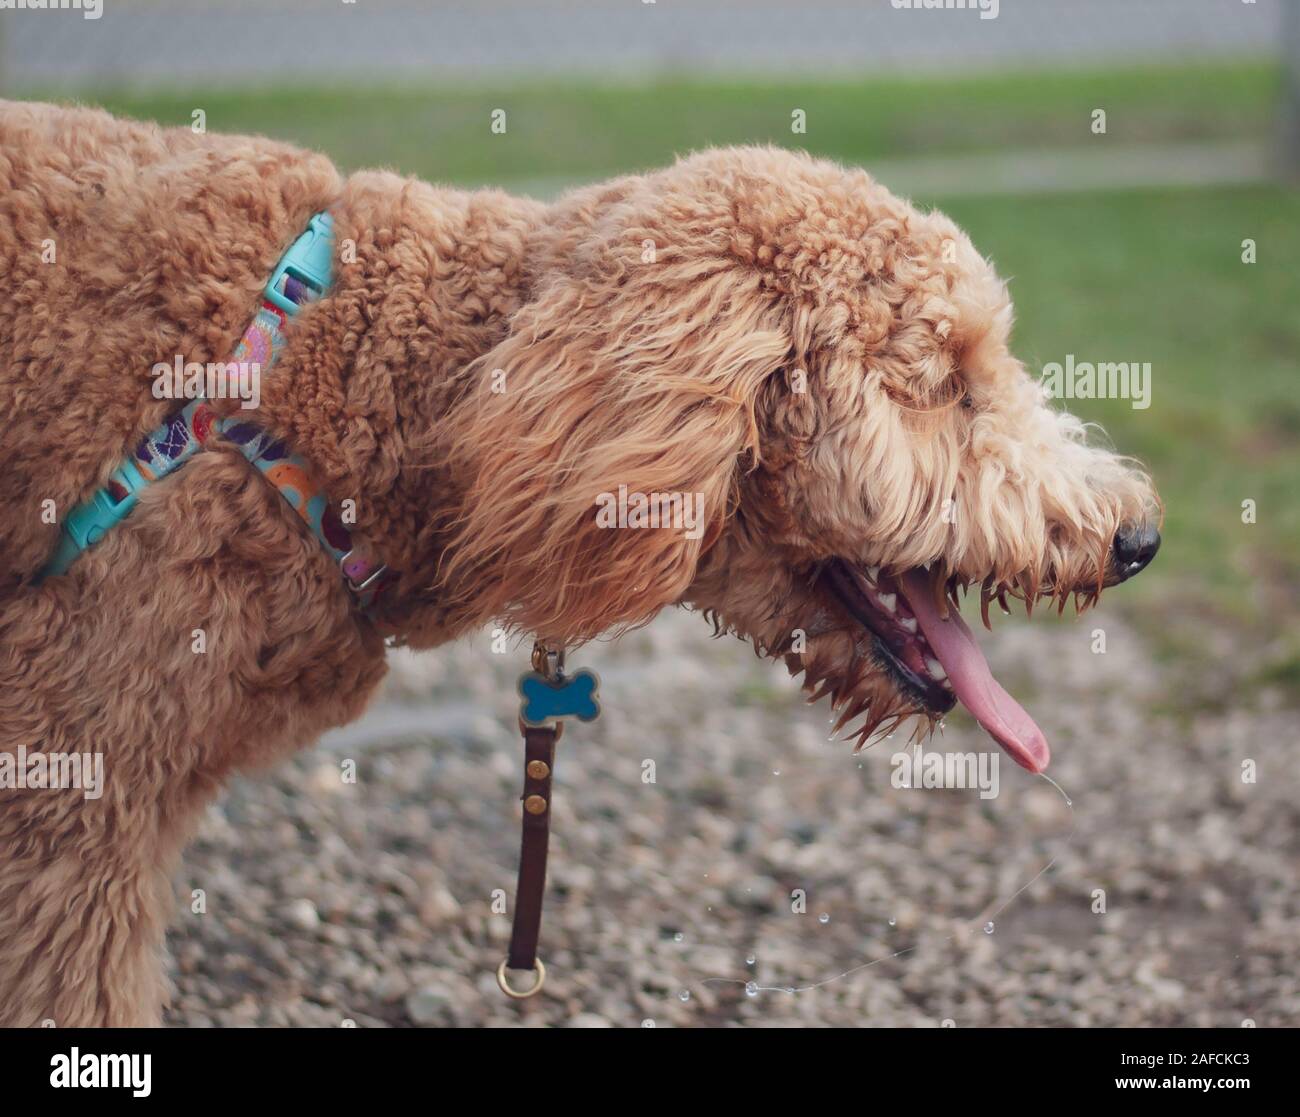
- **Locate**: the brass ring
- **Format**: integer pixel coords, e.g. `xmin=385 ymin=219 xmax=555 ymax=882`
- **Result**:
xmin=496 ymin=958 xmax=546 ymax=1000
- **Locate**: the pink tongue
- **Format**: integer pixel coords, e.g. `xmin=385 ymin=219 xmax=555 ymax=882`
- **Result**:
xmin=898 ymin=570 xmax=1050 ymax=773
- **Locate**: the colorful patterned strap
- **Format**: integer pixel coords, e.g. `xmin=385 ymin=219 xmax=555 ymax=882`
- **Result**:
xmin=44 ymin=213 xmax=395 ymax=611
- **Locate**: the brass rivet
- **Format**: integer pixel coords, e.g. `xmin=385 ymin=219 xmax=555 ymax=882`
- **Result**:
xmin=527 ymin=760 xmax=550 ymax=781
xmin=524 ymin=794 xmax=548 ymax=815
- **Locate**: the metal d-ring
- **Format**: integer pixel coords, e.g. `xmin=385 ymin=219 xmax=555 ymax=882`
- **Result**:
xmin=530 ymin=641 xmax=566 ymax=681
xmin=496 ymin=958 xmax=547 ymax=1000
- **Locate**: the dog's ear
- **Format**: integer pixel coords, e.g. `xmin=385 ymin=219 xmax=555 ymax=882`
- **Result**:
xmin=438 ymin=268 xmax=788 ymax=641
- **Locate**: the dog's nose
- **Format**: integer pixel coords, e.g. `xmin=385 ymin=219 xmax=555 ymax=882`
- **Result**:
xmin=1111 ymin=522 xmax=1160 ymax=582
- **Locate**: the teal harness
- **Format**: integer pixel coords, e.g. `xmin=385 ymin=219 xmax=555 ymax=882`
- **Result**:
xmin=44 ymin=213 xmax=393 ymax=608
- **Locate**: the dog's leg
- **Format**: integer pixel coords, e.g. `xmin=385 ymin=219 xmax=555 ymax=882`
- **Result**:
xmin=0 ymin=580 xmax=210 ymax=1026
xmin=0 ymin=458 xmax=387 ymax=1027
xmin=0 ymin=775 xmax=181 ymax=1027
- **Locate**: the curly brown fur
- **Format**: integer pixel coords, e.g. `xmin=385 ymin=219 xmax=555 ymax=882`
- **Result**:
xmin=0 ymin=104 xmax=1158 ymax=1025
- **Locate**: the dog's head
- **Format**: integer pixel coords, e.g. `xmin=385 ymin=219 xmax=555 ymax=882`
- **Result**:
xmin=439 ymin=147 xmax=1160 ymax=770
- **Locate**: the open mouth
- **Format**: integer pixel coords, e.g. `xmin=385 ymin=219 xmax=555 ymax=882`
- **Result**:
xmin=820 ymin=560 xmax=1051 ymax=774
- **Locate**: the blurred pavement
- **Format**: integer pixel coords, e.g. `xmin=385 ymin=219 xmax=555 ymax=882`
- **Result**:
xmin=2 ymin=0 xmax=1283 ymax=90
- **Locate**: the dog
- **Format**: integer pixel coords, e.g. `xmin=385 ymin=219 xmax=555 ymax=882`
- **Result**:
xmin=0 ymin=101 xmax=1159 ymax=1026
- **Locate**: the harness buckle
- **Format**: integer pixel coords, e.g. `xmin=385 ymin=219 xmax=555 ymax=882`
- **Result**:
xmin=264 ymin=212 xmax=335 ymax=315
xmin=62 ymin=460 xmax=149 ymax=551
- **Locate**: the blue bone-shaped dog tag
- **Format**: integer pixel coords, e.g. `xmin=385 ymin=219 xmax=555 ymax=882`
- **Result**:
xmin=518 ymin=669 xmax=601 ymax=726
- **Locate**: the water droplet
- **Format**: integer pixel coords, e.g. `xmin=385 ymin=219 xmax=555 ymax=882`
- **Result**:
xmin=672 ymin=932 xmax=684 ymax=943
xmin=641 ymin=1019 xmax=656 ymax=1028
xmin=983 ymin=921 xmax=995 ymax=935
xmin=745 ymin=981 xmax=759 ymax=997
xmin=818 ymin=912 xmax=830 ymax=924
xmin=745 ymin=954 xmax=756 ymax=966
xmin=678 ymin=989 xmax=691 ymax=1002
xmin=772 ymin=769 xmax=781 ymax=776
xmin=887 ymin=917 xmax=897 ymax=927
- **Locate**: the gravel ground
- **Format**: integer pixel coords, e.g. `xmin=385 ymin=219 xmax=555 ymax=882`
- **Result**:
xmin=168 ymin=606 xmax=1300 ymax=1028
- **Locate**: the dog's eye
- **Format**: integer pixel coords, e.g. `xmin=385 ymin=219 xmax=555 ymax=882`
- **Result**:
xmin=960 ymin=391 xmax=975 ymax=411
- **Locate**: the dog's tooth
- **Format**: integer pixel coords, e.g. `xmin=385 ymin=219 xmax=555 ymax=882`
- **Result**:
xmin=877 ymin=593 xmax=896 ymax=613
xmin=925 ymin=657 xmax=948 ymax=682
xmin=899 ymin=616 xmax=918 ymax=634
xmin=932 ymin=569 xmax=950 ymax=621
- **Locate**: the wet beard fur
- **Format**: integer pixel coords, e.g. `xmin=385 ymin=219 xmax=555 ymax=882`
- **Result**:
xmin=700 ymin=602 xmax=945 ymax=751
xmin=782 ymin=626 xmax=941 ymax=750
xmin=696 ymin=553 xmax=1110 ymax=754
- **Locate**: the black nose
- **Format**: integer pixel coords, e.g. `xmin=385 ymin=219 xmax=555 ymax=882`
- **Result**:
xmin=1111 ymin=522 xmax=1161 ymax=582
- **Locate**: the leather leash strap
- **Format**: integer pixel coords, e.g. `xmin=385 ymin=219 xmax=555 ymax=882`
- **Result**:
xmin=497 ymin=719 xmax=563 ymax=999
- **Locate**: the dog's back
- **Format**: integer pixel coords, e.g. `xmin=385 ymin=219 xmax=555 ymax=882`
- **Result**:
xmin=0 ymin=101 xmax=340 ymax=590
xmin=0 ymin=99 xmax=550 ymax=1026
xmin=0 ymin=104 xmax=359 ymax=1026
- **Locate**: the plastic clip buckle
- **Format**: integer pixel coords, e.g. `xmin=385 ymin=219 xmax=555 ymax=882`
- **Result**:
xmin=264 ymin=212 xmax=334 ymax=316
xmin=63 ymin=459 xmax=150 ymax=552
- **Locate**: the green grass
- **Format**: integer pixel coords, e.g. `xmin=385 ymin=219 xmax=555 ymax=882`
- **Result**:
xmin=16 ymin=63 xmax=1298 ymax=659
xmin=31 ymin=61 xmax=1278 ymax=187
